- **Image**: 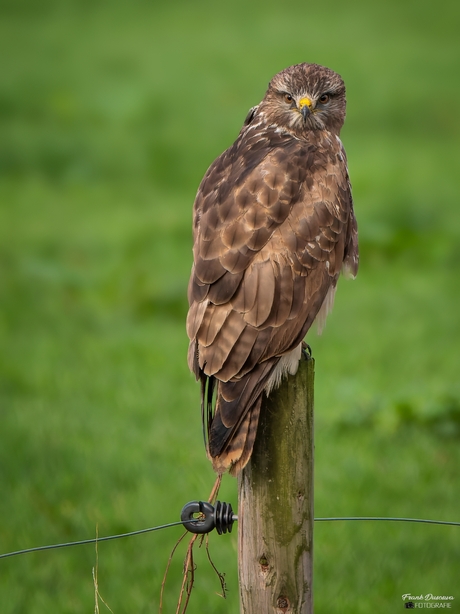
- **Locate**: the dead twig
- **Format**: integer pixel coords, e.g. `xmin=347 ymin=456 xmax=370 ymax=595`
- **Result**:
xmin=159 ymin=473 xmax=225 ymax=614
xmin=204 ymin=534 xmax=227 ymax=599
xmin=175 ymin=534 xmax=199 ymax=614
xmin=93 ymin=526 xmax=114 ymax=614
xmin=208 ymin=474 xmax=222 ymax=505
xmin=159 ymin=530 xmax=189 ymax=613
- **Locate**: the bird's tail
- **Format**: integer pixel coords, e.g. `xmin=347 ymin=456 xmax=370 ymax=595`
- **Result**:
xmin=210 ymin=394 xmax=262 ymax=476
xmin=201 ymin=359 xmax=276 ymax=476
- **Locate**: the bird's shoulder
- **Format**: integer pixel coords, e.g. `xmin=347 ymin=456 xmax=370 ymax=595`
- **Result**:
xmin=195 ymin=123 xmax=298 ymax=206
xmin=193 ymin=119 xmax=344 ymax=227
xmin=194 ymin=121 xmax=350 ymax=245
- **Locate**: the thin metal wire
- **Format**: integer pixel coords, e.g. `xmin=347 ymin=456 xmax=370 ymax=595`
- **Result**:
xmin=314 ymin=517 xmax=460 ymax=526
xmin=0 ymin=520 xmax=197 ymax=560
xmin=1 ymin=516 xmax=458 ymax=561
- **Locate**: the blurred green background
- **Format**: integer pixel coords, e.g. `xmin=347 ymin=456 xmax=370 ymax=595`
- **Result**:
xmin=1 ymin=0 xmax=459 ymax=611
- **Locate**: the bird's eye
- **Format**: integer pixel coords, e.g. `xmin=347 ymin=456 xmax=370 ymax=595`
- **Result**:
xmin=284 ymin=93 xmax=293 ymax=103
xmin=319 ymin=93 xmax=330 ymax=104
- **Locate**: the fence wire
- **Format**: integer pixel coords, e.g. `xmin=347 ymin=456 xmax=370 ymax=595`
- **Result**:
xmin=1 ymin=515 xmax=459 ymax=561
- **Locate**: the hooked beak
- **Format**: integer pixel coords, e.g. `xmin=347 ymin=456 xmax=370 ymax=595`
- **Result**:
xmin=299 ymin=97 xmax=313 ymax=121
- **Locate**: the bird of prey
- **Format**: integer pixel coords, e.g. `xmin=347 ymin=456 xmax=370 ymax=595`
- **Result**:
xmin=186 ymin=63 xmax=358 ymax=476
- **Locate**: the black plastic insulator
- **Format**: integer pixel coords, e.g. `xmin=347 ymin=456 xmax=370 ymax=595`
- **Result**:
xmin=214 ymin=500 xmax=235 ymax=535
xmin=180 ymin=500 xmax=236 ymax=535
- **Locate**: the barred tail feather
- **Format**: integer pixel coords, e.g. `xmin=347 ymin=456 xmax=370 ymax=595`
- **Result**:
xmin=209 ymin=395 xmax=262 ymax=475
xmin=201 ymin=359 xmax=279 ymax=474
xmin=228 ymin=395 xmax=262 ymax=476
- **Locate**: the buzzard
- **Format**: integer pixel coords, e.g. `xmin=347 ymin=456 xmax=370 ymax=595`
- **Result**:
xmin=186 ymin=63 xmax=358 ymax=475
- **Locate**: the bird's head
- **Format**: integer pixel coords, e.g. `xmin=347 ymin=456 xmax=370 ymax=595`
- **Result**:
xmin=258 ymin=63 xmax=346 ymax=136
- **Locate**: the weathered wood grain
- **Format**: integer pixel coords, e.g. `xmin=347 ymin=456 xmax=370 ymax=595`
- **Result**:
xmin=238 ymin=355 xmax=314 ymax=613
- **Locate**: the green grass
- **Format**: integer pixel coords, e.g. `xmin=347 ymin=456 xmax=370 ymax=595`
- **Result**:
xmin=1 ymin=0 xmax=460 ymax=611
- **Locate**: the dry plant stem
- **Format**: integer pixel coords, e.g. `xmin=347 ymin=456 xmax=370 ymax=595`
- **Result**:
xmin=93 ymin=526 xmax=114 ymax=614
xmin=160 ymin=473 xmax=225 ymax=614
xmin=175 ymin=534 xmax=199 ymax=614
xmin=174 ymin=475 xmax=223 ymax=613
xmin=208 ymin=474 xmax=222 ymax=504
xmin=204 ymin=535 xmax=227 ymax=598
xmin=93 ymin=526 xmax=99 ymax=614
xmin=159 ymin=531 xmax=189 ymax=614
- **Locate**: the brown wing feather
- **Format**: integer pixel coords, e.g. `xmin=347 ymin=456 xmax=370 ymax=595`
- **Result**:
xmin=188 ymin=95 xmax=358 ymax=474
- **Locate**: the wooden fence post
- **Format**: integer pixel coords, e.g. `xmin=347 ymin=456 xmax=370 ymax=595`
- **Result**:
xmin=237 ymin=355 xmax=314 ymax=614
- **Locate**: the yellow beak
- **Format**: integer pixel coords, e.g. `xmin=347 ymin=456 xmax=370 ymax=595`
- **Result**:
xmin=299 ymin=97 xmax=313 ymax=120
